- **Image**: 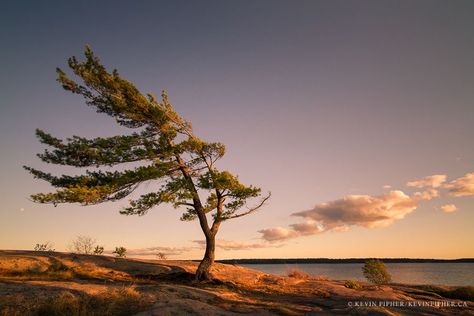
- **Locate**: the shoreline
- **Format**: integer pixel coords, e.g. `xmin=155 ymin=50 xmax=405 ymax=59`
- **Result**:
xmin=1 ymin=250 xmax=472 ymax=315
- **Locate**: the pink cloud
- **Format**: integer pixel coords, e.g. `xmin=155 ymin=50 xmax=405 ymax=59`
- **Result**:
xmin=406 ymin=174 xmax=447 ymax=188
xmin=444 ymin=172 xmax=474 ymax=197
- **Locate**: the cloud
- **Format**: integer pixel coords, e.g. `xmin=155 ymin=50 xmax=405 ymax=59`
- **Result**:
xmin=413 ymin=188 xmax=439 ymax=201
xmin=258 ymin=170 xmax=474 ymax=243
xmin=258 ymin=221 xmax=325 ymax=242
xmin=444 ymin=172 xmax=474 ymax=197
xmin=123 ymin=246 xmax=194 ymax=257
xmin=290 ymin=221 xmax=323 ymax=235
xmin=260 ymin=190 xmax=418 ymax=242
xmin=193 ymin=239 xmax=276 ymax=251
xmin=293 ymin=190 xmax=418 ymax=229
xmin=406 ymin=174 xmax=447 ymax=188
xmin=258 ymin=227 xmax=302 ymax=242
xmin=383 ymin=185 xmax=392 ymax=189
xmin=440 ymin=204 xmax=457 ymax=213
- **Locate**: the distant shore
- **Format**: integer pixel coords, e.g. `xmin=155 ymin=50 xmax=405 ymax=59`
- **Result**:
xmin=217 ymin=258 xmax=474 ymax=264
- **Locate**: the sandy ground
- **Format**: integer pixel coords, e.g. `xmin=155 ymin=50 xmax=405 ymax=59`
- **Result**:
xmin=0 ymin=250 xmax=472 ymax=315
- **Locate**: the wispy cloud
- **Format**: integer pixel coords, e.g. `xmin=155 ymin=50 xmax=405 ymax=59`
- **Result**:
xmin=406 ymin=174 xmax=447 ymax=188
xmin=413 ymin=188 xmax=439 ymax=201
xmin=193 ymin=239 xmax=278 ymax=251
xmin=444 ymin=172 xmax=474 ymax=197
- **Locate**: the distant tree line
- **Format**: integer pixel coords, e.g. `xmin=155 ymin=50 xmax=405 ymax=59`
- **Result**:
xmin=218 ymin=258 xmax=474 ymax=264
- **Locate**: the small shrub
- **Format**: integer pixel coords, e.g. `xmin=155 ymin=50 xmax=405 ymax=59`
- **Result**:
xmin=345 ymin=280 xmax=362 ymax=289
xmin=363 ymin=259 xmax=392 ymax=285
xmin=287 ymin=269 xmax=310 ymax=279
xmin=113 ymin=247 xmax=127 ymax=258
xmin=156 ymin=252 xmax=167 ymax=260
xmin=93 ymin=246 xmax=104 ymax=255
xmin=34 ymin=242 xmax=55 ymax=252
xmin=69 ymin=236 xmax=96 ymax=254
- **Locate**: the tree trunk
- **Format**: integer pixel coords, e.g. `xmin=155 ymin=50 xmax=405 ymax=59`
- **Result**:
xmin=195 ymin=233 xmax=215 ymax=281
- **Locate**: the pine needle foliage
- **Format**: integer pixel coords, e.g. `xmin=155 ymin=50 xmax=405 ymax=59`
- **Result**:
xmin=24 ymin=47 xmax=270 ymax=279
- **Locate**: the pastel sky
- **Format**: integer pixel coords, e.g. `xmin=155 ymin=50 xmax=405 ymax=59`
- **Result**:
xmin=1 ymin=1 xmax=473 ymax=259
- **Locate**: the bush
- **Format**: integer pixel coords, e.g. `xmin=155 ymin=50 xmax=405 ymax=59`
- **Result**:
xmin=113 ymin=247 xmax=127 ymax=258
xmin=156 ymin=252 xmax=167 ymax=260
xmin=345 ymin=280 xmax=362 ymax=289
xmin=362 ymin=259 xmax=391 ymax=285
xmin=287 ymin=269 xmax=310 ymax=279
xmin=93 ymin=246 xmax=104 ymax=255
xmin=34 ymin=242 xmax=55 ymax=252
xmin=69 ymin=236 xmax=96 ymax=254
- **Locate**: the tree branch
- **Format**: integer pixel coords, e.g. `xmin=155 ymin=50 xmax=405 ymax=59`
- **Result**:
xmin=224 ymin=192 xmax=271 ymax=220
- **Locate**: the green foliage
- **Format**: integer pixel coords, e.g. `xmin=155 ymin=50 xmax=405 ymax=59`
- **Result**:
xmin=113 ymin=247 xmax=127 ymax=258
xmin=93 ymin=246 xmax=104 ymax=255
xmin=34 ymin=242 xmax=55 ymax=252
xmin=362 ymin=259 xmax=392 ymax=285
xmin=344 ymin=280 xmax=362 ymax=289
xmin=25 ymin=46 xmax=269 ymax=226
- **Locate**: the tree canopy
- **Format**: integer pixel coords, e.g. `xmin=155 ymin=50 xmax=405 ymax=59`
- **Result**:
xmin=25 ymin=47 xmax=269 ymax=280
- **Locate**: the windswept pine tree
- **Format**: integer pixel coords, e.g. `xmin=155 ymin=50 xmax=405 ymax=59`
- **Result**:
xmin=24 ymin=47 xmax=270 ymax=281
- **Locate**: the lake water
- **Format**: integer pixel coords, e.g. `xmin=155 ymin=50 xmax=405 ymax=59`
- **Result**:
xmin=241 ymin=263 xmax=474 ymax=286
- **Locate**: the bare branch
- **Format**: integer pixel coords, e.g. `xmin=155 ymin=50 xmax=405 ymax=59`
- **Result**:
xmin=225 ymin=192 xmax=271 ymax=220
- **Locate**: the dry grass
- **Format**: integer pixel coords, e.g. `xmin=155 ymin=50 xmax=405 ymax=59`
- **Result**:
xmin=344 ymin=280 xmax=362 ymax=290
xmin=0 ymin=285 xmax=154 ymax=316
xmin=286 ymin=268 xmax=310 ymax=279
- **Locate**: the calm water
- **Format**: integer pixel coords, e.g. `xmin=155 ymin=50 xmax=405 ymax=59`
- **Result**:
xmin=241 ymin=263 xmax=474 ymax=286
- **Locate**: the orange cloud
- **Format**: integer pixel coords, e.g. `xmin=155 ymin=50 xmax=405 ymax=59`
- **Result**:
xmin=444 ymin=172 xmax=474 ymax=197
xmin=406 ymin=174 xmax=447 ymax=188
xmin=293 ymin=190 xmax=418 ymax=229
xmin=258 ymin=227 xmax=300 ymax=242
xmin=440 ymin=204 xmax=457 ymax=213
xmin=413 ymin=188 xmax=439 ymax=201
xmin=258 ymin=171 xmax=474 ymax=243
xmin=259 ymin=190 xmax=418 ymax=242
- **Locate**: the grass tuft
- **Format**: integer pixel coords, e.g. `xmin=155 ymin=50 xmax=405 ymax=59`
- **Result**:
xmin=344 ymin=280 xmax=362 ymax=290
xmin=287 ymin=269 xmax=310 ymax=279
